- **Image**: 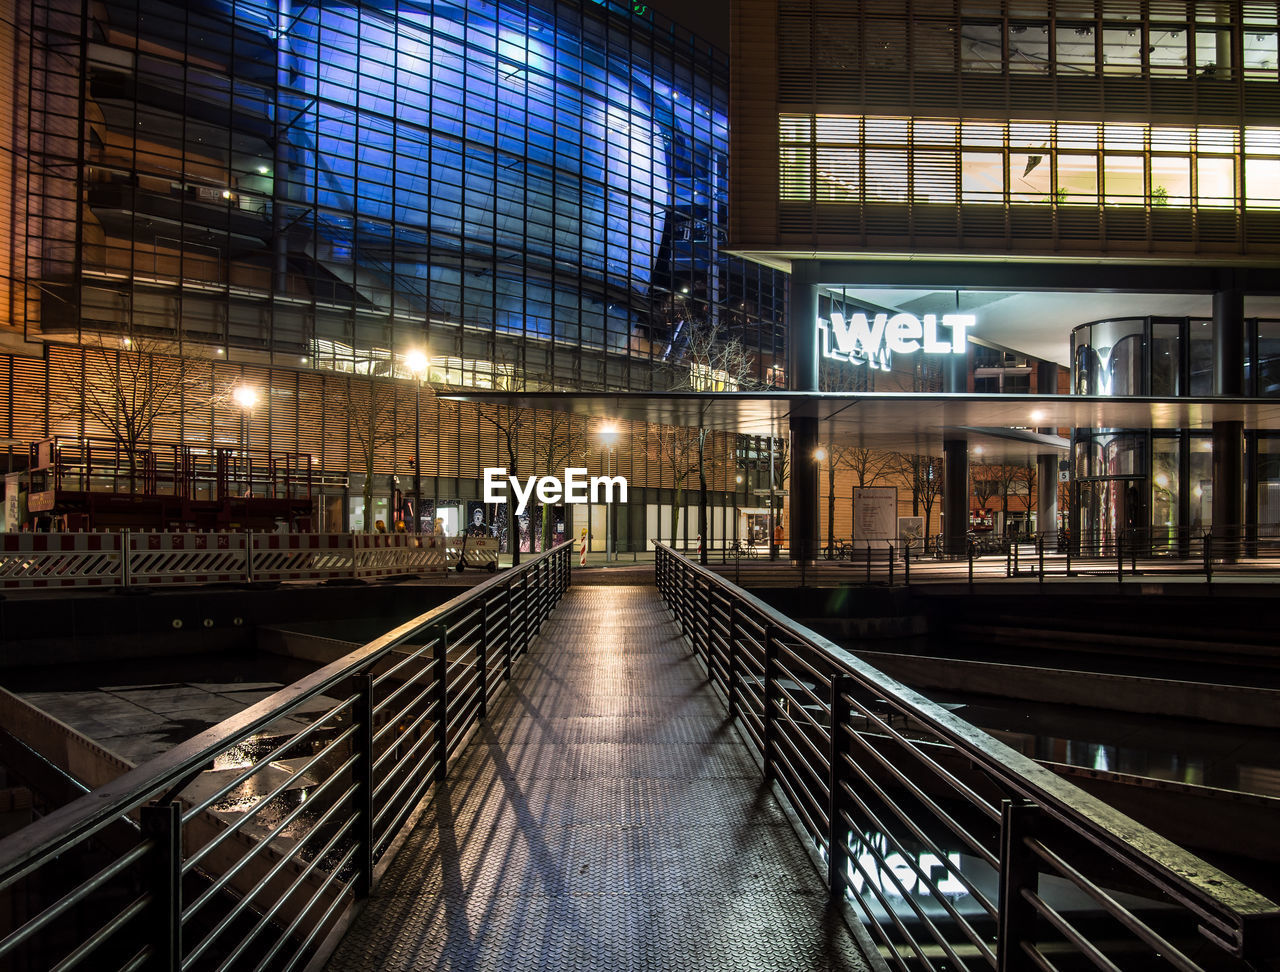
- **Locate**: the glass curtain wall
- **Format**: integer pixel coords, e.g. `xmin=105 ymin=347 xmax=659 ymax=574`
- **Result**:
xmin=29 ymin=0 xmax=786 ymax=390
xmin=1071 ymin=317 xmax=1280 ymax=552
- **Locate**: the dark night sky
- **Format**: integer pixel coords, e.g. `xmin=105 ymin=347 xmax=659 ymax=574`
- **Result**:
xmin=643 ymin=0 xmax=730 ymax=51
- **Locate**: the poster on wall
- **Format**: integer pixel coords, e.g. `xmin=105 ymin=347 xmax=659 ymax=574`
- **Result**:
xmin=419 ymin=498 xmax=436 ymax=535
xmin=853 ymin=487 xmax=897 ymax=541
xmin=465 ymin=501 xmax=492 ymax=537
xmin=897 ymin=516 xmax=924 ymax=550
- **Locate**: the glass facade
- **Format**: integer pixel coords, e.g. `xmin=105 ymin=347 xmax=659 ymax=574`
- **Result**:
xmin=1072 ymin=316 xmax=1280 ymax=397
xmin=24 ymin=0 xmax=786 ymax=391
xmin=1070 ymin=316 xmax=1280 ymax=550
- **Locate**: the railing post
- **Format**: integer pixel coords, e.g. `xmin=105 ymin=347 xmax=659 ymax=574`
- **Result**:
xmin=1037 ymin=534 xmax=1044 ymax=586
xmin=1205 ymin=530 xmax=1214 ymax=583
xmin=351 ymin=671 xmax=375 ymax=895
xmin=1117 ymin=534 xmax=1124 ymax=584
xmin=122 ymin=530 xmax=132 ymax=588
xmin=865 ymin=544 xmax=871 ymax=585
xmin=503 ymin=582 xmax=515 ymax=683
xmin=727 ymin=602 xmax=739 ymax=719
xmin=434 ymin=622 xmax=448 ymax=779
xmin=141 ymin=801 xmax=182 ymax=971
xmin=827 ymin=674 xmax=855 ymax=900
xmin=903 ymin=542 xmax=910 ymax=585
xmin=520 ymin=570 xmax=531 ymax=655
xmin=968 ymin=544 xmax=975 ymax=591
xmin=763 ymin=624 xmax=779 ymax=783
xmin=478 ymin=597 xmax=489 ymax=721
xmin=887 ymin=544 xmax=895 ymax=585
xmin=245 ymin=530 xmax=254 ymax=583
xmin=997 ymin=799 xmax=1040 ymax=972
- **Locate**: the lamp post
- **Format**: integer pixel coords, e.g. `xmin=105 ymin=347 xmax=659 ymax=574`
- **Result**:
xmin=233 ymin=384 xmax=259 ymax=497
xmin=814 ymin=446 xmax=828 ymax=558
xmin=598 ymin=421 xmax=619 ymax=563
xmin=405 ymin=349 xmax=428 ymax=533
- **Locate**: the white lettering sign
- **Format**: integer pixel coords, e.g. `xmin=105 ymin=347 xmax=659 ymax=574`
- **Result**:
xmin=483 ymin=467 xmax=628 ymax=515
xmin=819 ymin=312 xmax=973 ymax=370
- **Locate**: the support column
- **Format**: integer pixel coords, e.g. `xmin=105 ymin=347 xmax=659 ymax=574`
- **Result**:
xmin=787 ymin=261 xmax=820 ymax=564
xmin=790 ymin=262 xmax=820 ymax=393
xmin=1036 ymin=360 xmax=1059 ymax=397
xmin=1213 ymin=287 xmax=1244 ymax=397
xmin=1212 ymin=282 xmax=1244 ymax=561
xmin=1037 ymin=454 xmax=1058 ymax=539
xmin=943 ymin=439 xmax=968 ymax=556
xmin=1212 ymin=420 xmax=1243 ymax=561
xmin=790 ymin=416 xmax=819 ymax=563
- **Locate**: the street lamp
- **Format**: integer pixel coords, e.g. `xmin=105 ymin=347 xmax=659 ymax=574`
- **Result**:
xmin=233 ymin=384 xmax=259 ymax=498
xmin=598 ymin=421 xmax=619 ymax=562
xmin=405 ymin=349 xmax=428 ymax=533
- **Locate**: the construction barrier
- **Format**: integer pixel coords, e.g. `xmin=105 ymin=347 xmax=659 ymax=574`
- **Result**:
xmin=447 ymin=537 xmax=499 ymax=571
xmin=0 ymin=531 xmax=495 ymax=589
xmin=0 ymin=533 xmax=122 ymax=589
xmin=127 ymin=531 xmax=247 ymax=586
xmin=250 ymin=533 xmax=356 ymax=582
xmin=354 ymin=534 xmax=448 ymax=578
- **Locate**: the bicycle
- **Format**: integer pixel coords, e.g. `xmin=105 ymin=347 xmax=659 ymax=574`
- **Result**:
xmin=729 ymin=539 xmax=759 ymax=559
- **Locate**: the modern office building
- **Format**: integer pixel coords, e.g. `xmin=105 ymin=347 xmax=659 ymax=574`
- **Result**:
xmin=729 ymin=0 xmax=1280 ymax=557
xmin=1 ymin=0 xmax=790 ymax=545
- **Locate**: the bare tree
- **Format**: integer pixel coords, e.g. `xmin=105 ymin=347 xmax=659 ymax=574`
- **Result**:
xmin=531 ymin=410 xmax=591 ymax=550
xmin=971 ymin=461 xmax=999 ymax=521
xmin=895 ymin=453 xmax=944 ymax=550
xmin=325 ymin=374 xmax=402 ymax=530
xmin=51 ymin=335 xmax=227 ymax=492
xmin=666 ymin=318 xmax=761 ymax=563
xmin=654 ymin=423 xmax=698 ymax=548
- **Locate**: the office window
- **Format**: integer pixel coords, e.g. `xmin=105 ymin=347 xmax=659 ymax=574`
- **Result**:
xmin=1102 ymin=25 xmax=1143 ymax=75
xmin=1056 ymin=23 xmax=1097 ymax=75
xmin=1148 ymin=24 xmax=1189 ymax=76
xmin=1150 ymin=156 xmax=1192 ymax=206
xmin=1104 ymin=155 xmax=1146 ymax=206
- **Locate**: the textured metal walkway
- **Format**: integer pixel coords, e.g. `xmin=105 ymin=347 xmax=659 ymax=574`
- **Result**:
xmin=327 ymin=585 xmax=871 ymax=972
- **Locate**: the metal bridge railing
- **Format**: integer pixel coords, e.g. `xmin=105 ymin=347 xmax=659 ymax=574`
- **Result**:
xmin=655 ymin=542 xmax=1280 ymax=972
xmin=0 ymin=540 xmax=572 ymax=972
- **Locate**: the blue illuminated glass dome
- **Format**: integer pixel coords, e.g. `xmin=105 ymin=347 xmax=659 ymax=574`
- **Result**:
xmin=62 ymin=0 xmax=783 ymax=390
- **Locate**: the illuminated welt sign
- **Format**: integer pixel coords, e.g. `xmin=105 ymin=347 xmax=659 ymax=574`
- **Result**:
xmin=819 ymin=312 xmax=974 ymax=372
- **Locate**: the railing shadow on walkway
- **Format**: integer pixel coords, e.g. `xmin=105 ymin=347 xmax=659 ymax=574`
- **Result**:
xmin=0 ymin=541 xmax=572 ymax=971
xmin=654 ymin=542 xmax=1280 ymax=972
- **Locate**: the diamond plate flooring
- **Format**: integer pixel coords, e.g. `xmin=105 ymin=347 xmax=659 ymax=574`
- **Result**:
xmin=327 ymin=585 xmax=871 ymax=972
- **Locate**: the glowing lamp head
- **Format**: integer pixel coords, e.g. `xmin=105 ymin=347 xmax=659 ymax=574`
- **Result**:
xmin=813 ymin=447 xmax=828 ymax=462
xmin=598 ymin=421 xmax=620 ymax=448
xmin=404 ymin=349 xmax=429 ymax=376
xmin=233 ymin=385 xmax=259 ymax=410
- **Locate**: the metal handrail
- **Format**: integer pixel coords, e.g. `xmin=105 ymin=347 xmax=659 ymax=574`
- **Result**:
xmin=0 ymin=540 xmax=573 ymax=971
xmin=654 ymin=542 xmax=1280 ymax=970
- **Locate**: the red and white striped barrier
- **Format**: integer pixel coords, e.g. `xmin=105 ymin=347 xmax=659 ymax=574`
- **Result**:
xmin=354 ymin=534 xmax=447 ymax=578
xmin=127 ymin=532 xmax=247 ymax=586
xmin=250 ymin=533 xmax=356 ymax=582
xmin=445 ymin=537 xmax=499 ymax=571
xmin=0 ymin=533 xmax=122 ymax=588
xmin=578 ymin=528 xmax=588 ymax=567
xmin=0 ymin=529 xmax=498 ymax=590
xmin=697 ymin=534 xmax=702 ymax=556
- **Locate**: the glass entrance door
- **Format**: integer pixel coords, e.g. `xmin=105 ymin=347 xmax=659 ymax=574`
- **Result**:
xmin=1077 ymin=475 xmax=1147 ymax=555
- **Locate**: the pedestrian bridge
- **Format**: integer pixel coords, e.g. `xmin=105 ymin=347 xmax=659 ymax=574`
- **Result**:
xmin=0 ymin=544 xmax=1275 ymax=971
